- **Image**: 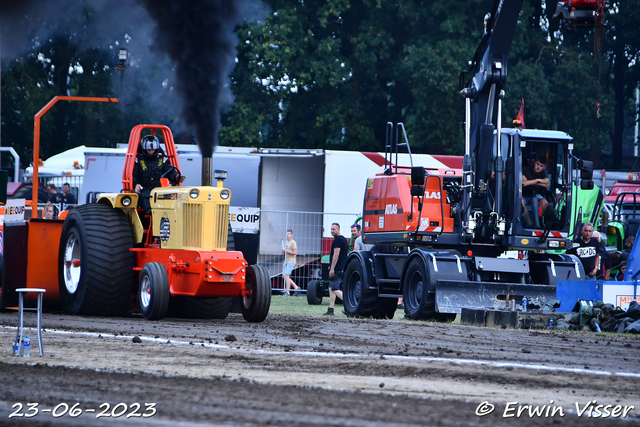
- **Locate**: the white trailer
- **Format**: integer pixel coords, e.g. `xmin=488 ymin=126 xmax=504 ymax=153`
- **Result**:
xmin=78 ymin=144 xmax=461 ymax=225
xmin=37 ymin=144 xmax=462 ymax=287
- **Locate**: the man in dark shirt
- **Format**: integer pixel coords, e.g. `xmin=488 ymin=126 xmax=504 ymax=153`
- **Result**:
xmin=521 ymin=156 xmax=550 ymax=227
xmin=323 ymin=222 xmax=348 ymax=316
xmin=60 ymin=183 xmax=77 ymax=205
xmin=46 ymin=183 xmax=59 ymax=203
xmin=568 ymin=222 xmax=600 ymax=278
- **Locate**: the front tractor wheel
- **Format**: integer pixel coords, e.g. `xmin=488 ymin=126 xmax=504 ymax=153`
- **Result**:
xmin=241 ymin=264 xmax=271 ymax=322
xmin=139 ymin=262 xmax=170 ymax=320
xmin=58 ymin=204 xmax=134 ymax=316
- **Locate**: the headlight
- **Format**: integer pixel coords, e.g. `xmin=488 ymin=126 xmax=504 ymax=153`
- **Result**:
xmin=220 ymin=189 xmax=230 ymax=200
xmin=548 ymin=240 xmax=559 ymax=248
xmin=189 ymin=189 xmax=200 ymax=199
xmin=121 ymin=196 xmax=132 ymax=206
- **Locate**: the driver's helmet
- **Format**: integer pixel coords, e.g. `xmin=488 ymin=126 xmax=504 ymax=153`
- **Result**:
xmin=141 ymin=135 xmax=159 ymax=154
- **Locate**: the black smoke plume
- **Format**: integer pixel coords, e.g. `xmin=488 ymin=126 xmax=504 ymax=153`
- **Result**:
xmin=1 ymin=0 xmax=265 ymax=157
xmin=137 ymin=0 xmax=262 ymax=157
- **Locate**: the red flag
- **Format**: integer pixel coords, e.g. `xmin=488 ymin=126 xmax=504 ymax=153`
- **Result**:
xmin=513 ymin=98 xmax=525 ymax=130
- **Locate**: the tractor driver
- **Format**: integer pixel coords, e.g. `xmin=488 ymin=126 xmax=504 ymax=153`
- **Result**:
xmin=133 ymin=135 xmax=184 ymax=213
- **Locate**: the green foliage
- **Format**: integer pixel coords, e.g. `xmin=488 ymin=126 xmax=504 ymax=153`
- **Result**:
xmin=2 ymin=0 xmax=639 ymax=171
xmin=221 ymin=0 xmax=639 ymax=165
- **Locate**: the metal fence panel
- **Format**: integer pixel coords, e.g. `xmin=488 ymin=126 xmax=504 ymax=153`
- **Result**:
xmin=258 ymin=210 xmax=361 ymax=292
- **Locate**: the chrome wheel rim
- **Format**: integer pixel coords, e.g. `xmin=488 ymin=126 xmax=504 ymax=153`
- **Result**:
xmin=140 ymin=275 xmax=151 ymax=308
xmin=63 ymin=233 xmax=81 ymax=294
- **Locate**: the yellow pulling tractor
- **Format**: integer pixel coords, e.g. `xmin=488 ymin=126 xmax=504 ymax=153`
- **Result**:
xmin=57 ymin=124 xmax=270 ymax=321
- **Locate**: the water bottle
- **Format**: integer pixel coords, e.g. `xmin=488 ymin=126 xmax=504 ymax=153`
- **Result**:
xmin=522 ymin=296 xmax=527 ymax=312
xmin=594 ymin=322 xmax=601 ymax=333
xmin=548 ymin=317 xmax=554 ymax=329
xmin=23 ymin=336 xmax=30 ymax=358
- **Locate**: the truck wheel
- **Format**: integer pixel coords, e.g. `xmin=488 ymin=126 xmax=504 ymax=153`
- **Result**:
xmin=306 ymin=280 xmax=323 ymax=305
xmin=139 ymin=262 xmax=170 ymax=320
xmin=58 ymin=204 xmax=133 ymax=316
xmin=403 ymin=257 xmax=436 ymax=320
xmin=241 ymin=264 xmax=271 ymax=322
xmin=170 ymin=296 xmax=233 ymax=319
xmin=343 ymin=257 xmax=396 ymax=319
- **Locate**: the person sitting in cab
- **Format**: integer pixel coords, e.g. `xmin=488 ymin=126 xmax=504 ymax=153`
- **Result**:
xmin=133 ymin=135 xmax=183 ymax=213
xmin=521 ymin=156 xmax=550 ymax=227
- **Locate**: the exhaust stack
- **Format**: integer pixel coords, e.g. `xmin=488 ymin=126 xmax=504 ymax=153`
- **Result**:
xmin=202 ymin=157 xmax=213 ymax=186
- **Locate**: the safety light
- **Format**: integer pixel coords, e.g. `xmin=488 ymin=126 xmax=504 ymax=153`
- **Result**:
xmin=189 ymin=189 xmax=200 ymax=199
xmin=121 ymin=196 xmax=132 ymax=206
xmin=467 ymin=250 xmax=473 ymax=257
xmin=220 ymin=189 xmax=230 ymax=200
xmin=214 ymin=170 xmax=228 ymax=181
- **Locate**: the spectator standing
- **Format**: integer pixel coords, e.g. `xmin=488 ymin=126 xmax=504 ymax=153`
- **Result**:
xmin=46 ymin=184 xmax=60 ymax=203
xmin=354 ymin=229 xmax=373 ymax=251
xmin=567 ymin=222 xmax=600 ymax=278
xmin=60 ymin=183 xmax=77 ymax=205
xmin=323 ymin=223 xmax=348 ymax=316
xmin=282 ymin=229 xmax=299 ymax=296
xmin=348 ymin=224 xmax=359 ymax=252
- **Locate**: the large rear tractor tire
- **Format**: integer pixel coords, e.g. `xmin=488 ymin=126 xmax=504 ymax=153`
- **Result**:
xmin=343 ymin=257 xmax=396 ymax=319
xmin=139 ymin=262 xmax=170 ymax=320
xmin=241 ymin=264 xmax=271 ymax=322
xmin=58 ymin=204 xmax=134 ymax=316
xmin=403 ymin=257 xmax=437 ymax=321
xmin=169 ymin=296 xmax=233 ymax=319
xmin=306 ymin=280 xmax=323 ymax=305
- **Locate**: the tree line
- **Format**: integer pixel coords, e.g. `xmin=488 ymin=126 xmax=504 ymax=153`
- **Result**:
xmin=1 ymin=0 xmax=639 ymax=171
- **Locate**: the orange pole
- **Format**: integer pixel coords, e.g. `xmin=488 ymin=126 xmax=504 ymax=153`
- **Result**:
xmin=32 ymin=96 xmax=118 ymax=212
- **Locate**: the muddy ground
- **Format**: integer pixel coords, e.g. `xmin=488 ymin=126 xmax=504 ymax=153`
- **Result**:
xmin=0 ymin=309 xmax=638 ymax=426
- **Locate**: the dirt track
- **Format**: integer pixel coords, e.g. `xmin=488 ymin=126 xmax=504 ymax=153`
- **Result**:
xmin=0 ymin=308 xmax=638 ymax=426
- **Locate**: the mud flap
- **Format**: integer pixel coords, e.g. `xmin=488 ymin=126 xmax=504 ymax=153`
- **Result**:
xmin=435 ymin=281 xmax=557 ymax=313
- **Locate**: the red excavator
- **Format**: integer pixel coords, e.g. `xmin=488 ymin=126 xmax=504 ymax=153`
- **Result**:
xmin=341 ymin=0 xmax=606 ymax=320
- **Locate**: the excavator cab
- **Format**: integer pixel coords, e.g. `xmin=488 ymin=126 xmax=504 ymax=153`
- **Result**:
xmin=510 ymin=131 xmax=571 ymax=234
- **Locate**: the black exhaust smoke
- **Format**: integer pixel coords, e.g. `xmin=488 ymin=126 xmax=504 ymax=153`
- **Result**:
xmin=137 ymin=0 xmax=260 ymax=158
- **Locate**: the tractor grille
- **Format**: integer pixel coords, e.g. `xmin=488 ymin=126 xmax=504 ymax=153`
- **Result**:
xmin=215 ymin=204 xmax=229 ymax=250
xmin=183 ymin=203 xmax=203 ymax=248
